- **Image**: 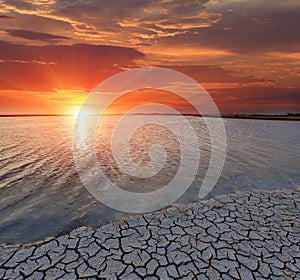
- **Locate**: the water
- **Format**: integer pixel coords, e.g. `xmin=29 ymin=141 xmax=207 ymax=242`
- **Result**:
xmin=0 ymin=116 xmax=299 ymax=244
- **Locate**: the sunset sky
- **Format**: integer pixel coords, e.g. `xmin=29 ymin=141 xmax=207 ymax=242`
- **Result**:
xmin=0 ymin=0 xmax=300 ymax=114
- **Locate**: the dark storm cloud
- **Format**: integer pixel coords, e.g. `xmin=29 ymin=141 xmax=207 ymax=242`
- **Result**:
xmin=5 ymin=29 xmax=71 ymax=42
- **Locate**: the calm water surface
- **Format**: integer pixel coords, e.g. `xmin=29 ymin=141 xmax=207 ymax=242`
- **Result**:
xmin=0 ymin=116 xmax=299 ymax=244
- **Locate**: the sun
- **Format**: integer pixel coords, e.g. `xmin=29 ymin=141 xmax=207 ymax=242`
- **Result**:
xmin=75 ymin=108 xmax=92 ymax=118
xmin=68 ymin=107 xmax=91 ymax=119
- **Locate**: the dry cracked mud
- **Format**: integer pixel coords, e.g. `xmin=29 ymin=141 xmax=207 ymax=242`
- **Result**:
xmin=1 ymin=189 xmax=300 ymax=279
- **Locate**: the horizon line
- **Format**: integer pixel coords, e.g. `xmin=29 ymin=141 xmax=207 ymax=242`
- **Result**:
xmin=0 ymin=113 xmax=299 ymax=118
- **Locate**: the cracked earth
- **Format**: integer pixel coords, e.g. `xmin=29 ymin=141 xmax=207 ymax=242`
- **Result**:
xmin=1 ymin=189 xmax=300 ymax=279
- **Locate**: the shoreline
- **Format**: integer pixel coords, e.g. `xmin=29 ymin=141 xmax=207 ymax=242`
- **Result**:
xmin=1 ymin=188 xmax=299 ymax=279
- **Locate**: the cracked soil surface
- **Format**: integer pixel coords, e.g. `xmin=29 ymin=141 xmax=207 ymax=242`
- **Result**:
xmin=1 ymin=189 xmax=300 ymax=279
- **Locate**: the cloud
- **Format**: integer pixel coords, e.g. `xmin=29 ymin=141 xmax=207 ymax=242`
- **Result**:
xmin=0 ymin=90 xmax=56 ymax=114
xmin=210 ymin=86 xmax=300 ymax=113
xmin=5 ymin=29 xmax=71 ymax=42
xmin=1 ymin=0 xmax=215 ymax=43
xmin=202 ymin=8 xmax=300 ymax=53
xmin=0 ymin=41 xmax=144 ymax=91
xmin=166 ymin=65 xmax=268 ymax=86
xmin=0 ymin=15 xmax=14 ymax=20
xmin=155 ymin=1 xmax=300 ymax=54
xmin=2 ymin=0 xmax=299 ymax=55
xmin=0 ymin=0 xmax=299 ymax=114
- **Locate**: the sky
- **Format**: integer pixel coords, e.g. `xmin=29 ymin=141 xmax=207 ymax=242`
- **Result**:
xmin=0 ymin=0 xmax=300 ymax=114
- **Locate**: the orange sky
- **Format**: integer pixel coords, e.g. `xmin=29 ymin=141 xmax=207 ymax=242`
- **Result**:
xmin=0 ymin=0 xmax=299 ymax=114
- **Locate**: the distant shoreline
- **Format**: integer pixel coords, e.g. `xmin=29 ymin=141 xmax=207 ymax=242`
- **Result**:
xmin=222 ymin=115 xmax=300 ymax=121
xmin=0 ymin=113 xmax=300 ymax=121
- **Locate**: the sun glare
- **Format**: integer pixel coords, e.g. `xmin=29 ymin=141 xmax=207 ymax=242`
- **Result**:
xmin=74 ymin=108 xmax=91 ymax=119
xmin=69 ymin=107 xmax=89 ymax=117
xmin=68 ymin=108 xmax=78 ymax=116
